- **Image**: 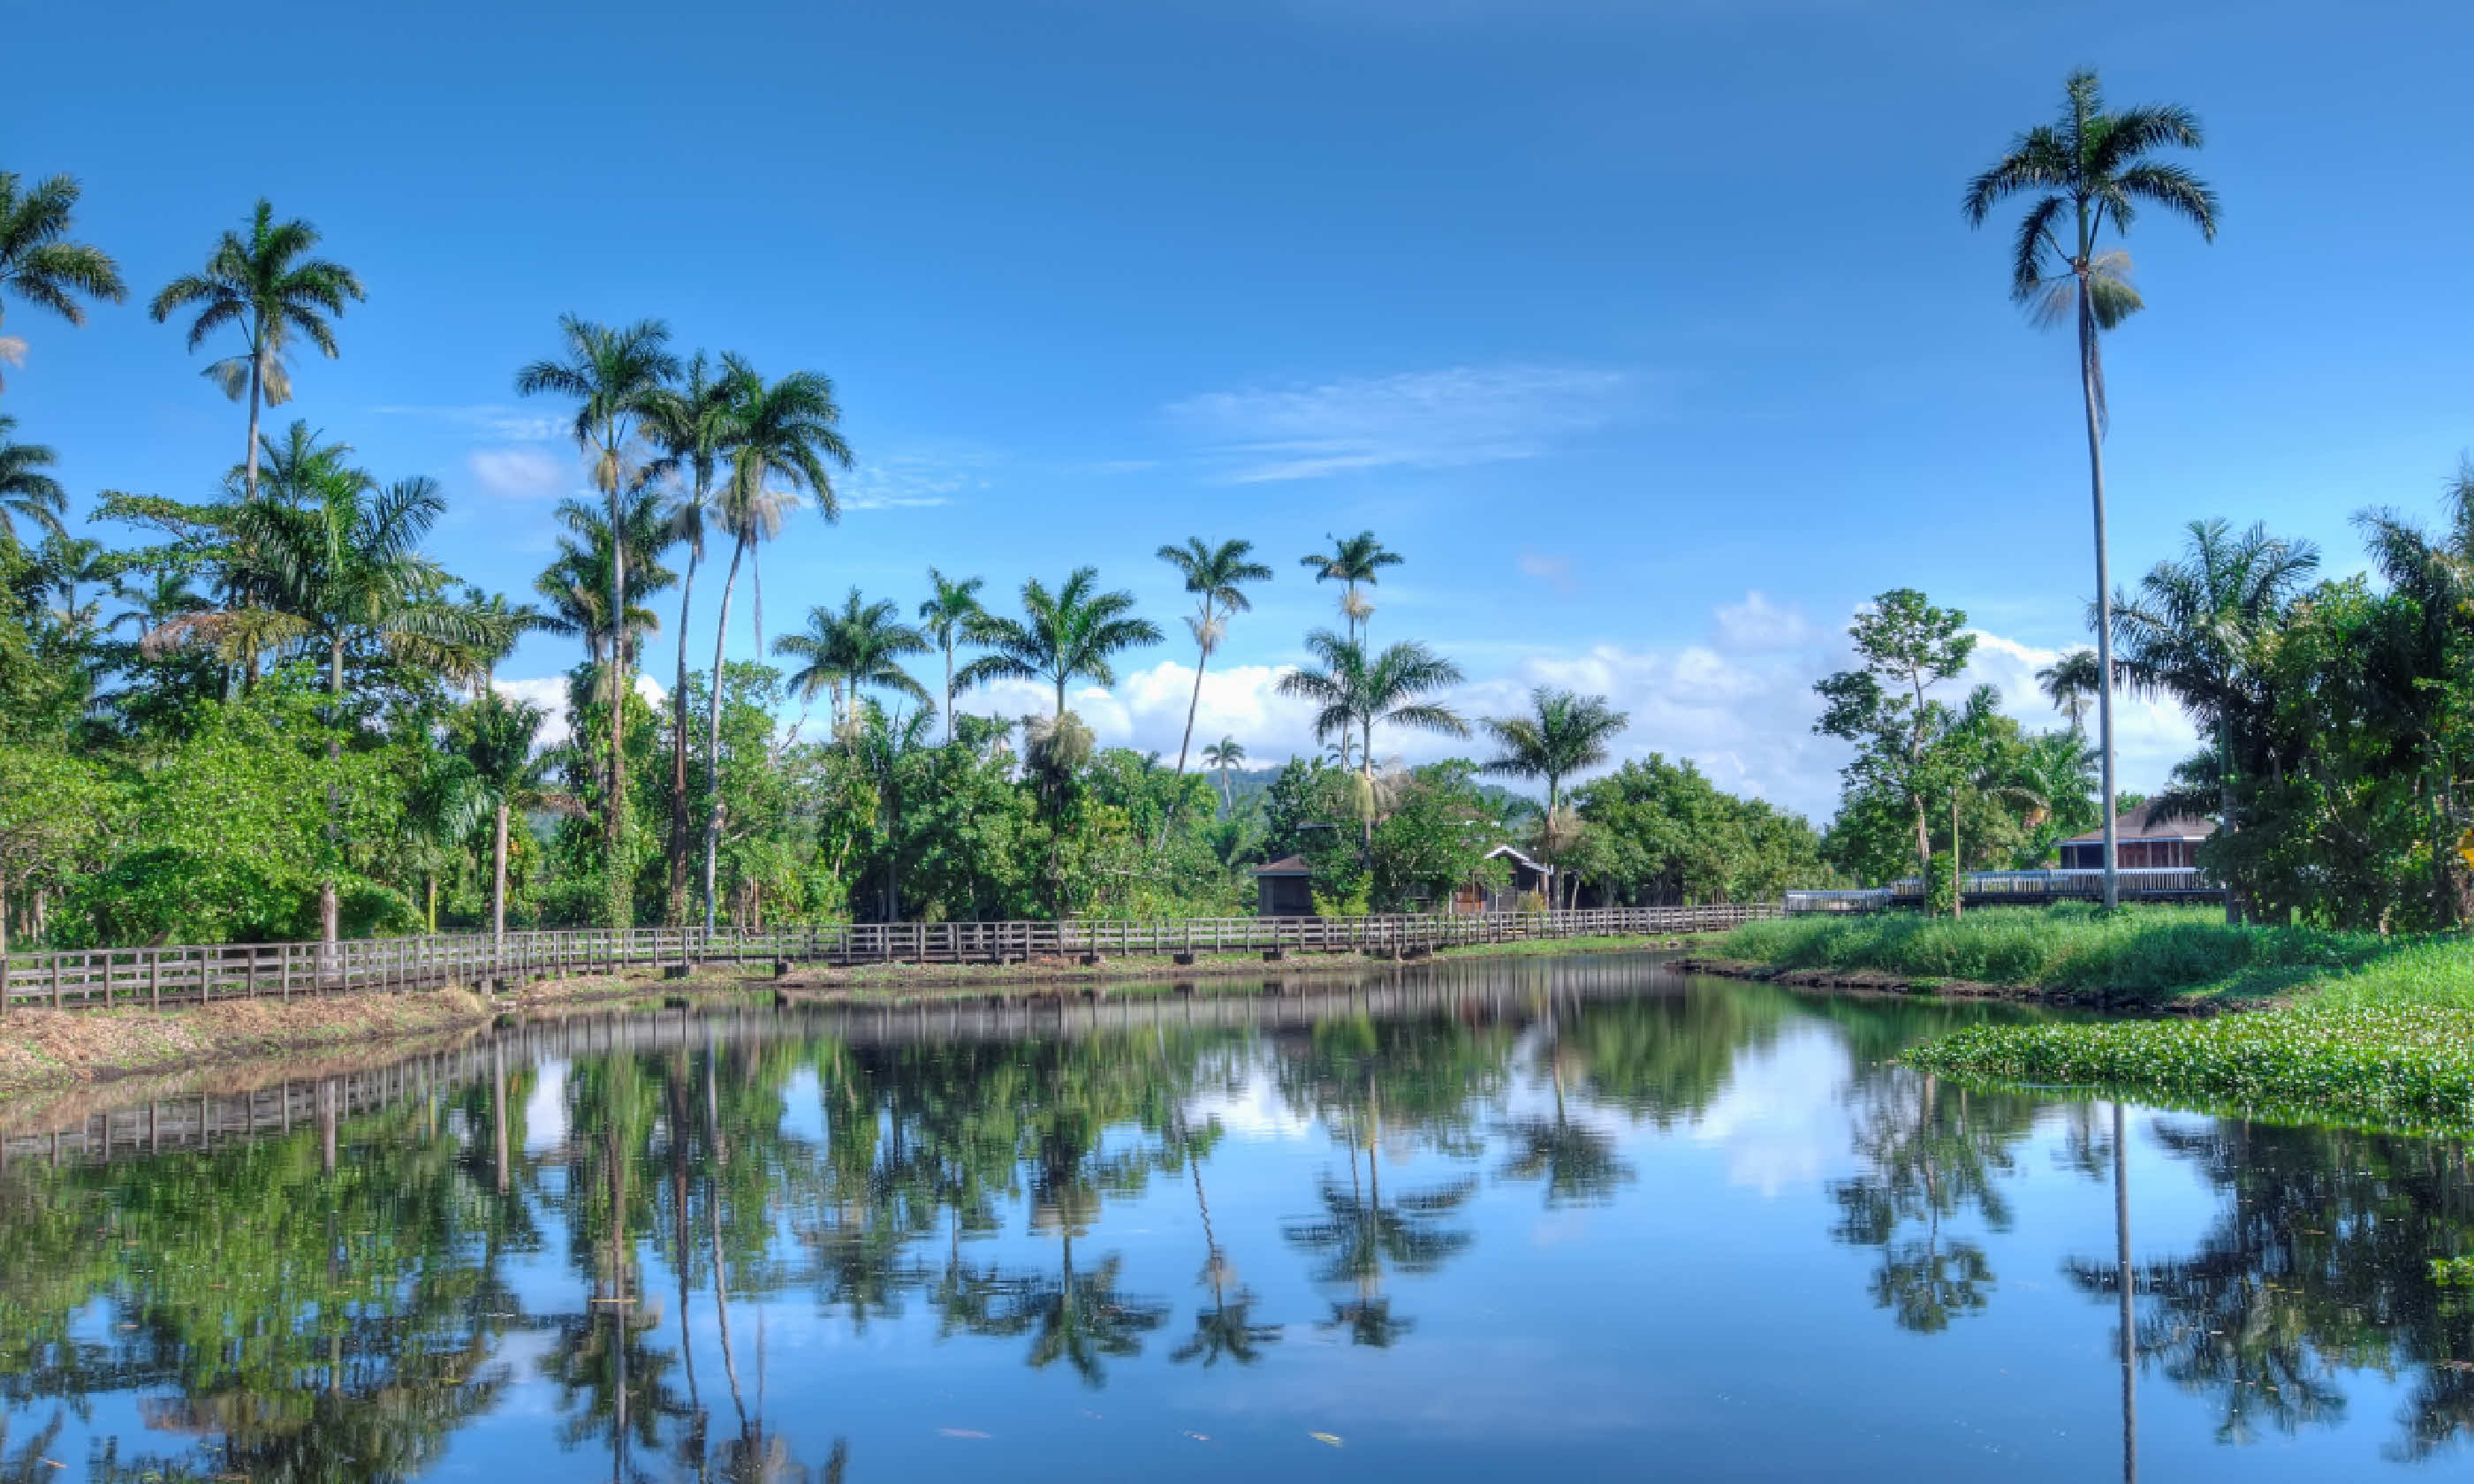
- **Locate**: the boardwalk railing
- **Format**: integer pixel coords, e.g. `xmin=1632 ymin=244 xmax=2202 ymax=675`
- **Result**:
xmin=1787 ymin=868 xmax=2220 ymax=914
xmin=0 ymin=903 xmax=1780 ymax=1015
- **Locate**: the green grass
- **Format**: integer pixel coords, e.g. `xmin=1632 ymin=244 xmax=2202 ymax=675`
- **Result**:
xmin=1718 ymin=905 xmax=2430 ymax=1003
xmin=1718 ymin=905 xmax=2474 ymax=1134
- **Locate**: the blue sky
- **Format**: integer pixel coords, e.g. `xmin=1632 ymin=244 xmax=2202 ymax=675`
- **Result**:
xmin=12 ymin=0 xmax=2472 ymax=816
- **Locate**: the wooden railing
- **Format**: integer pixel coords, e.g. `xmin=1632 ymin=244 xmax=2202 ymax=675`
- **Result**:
xmin=0 ymin=904 xmax=1780 ymax=1014
xmin=1787 ymin=868 xmax=2221 ymax=913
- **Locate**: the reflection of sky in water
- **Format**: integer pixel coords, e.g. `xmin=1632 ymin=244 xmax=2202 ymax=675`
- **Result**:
xmin=1 ymin=958 xmax=2467 ymax=1481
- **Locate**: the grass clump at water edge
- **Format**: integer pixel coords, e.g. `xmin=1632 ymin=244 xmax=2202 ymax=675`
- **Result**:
xmin=1716 ymin=905 xmax=2464 ymax=1004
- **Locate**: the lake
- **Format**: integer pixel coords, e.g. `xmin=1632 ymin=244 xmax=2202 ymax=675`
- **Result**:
xmin=1 ymin=952 xmax=2469 ymax=1480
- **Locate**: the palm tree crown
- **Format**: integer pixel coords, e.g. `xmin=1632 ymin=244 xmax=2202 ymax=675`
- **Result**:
xmin=963 ymin=567 xmax=1164 ymax=717
xmin=1157 ymin=536 xmax=1273 ymax=779
xmin=2035 ymin=649 xmax=2104 ymax=735
xmin=149 ymin=200 xmax=364 ymax=500
xmin=1480 ymin=687 xmax=1630 ymax=817
xmin=1299 ymin=530 xmax=1402 ymax=643
xmin=775 ymin=587 xmax=933 ymax=728
xmin=1276 ymin=630 xmax=1468 ymax=784
xmin=0 ymin=170 xmax=127 ymax=388
xmin=918 ymin=567 xmax=989 ymax=744
xmin=0 ymin=414 xmax=66 ymax=544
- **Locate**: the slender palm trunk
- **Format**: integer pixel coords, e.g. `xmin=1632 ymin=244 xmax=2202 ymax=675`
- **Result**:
xmin=703 ymin=534 xmax=747 ymax=935
xmin=1175 ymin=611 xmax=1211 ymax=779
xmin=602 ymin=430 xmax=630 ymax=935
xmin=321 ymin=637 xmax=345 ymax=949
xmin=2080 ymin=286 xmax=2122 ymax=913
xmin=493 ymin=801 xmax=511 ymax=951
xmin=2216 ymin=716 xmax=2241 ymax=925
xmin=1951 ymin=793 xmax=1964 ymax=920
xmin=244 ymin=336 xmax=264 ymax=501
xmin=669 ymin=536 xmax=702 ymax=927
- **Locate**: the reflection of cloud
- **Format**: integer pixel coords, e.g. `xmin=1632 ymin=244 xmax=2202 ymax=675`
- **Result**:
xmin=492 ymin=673 xmax=669 ymax=749
xmin=468 ymin=448 xmax=573 ymax=501
xmin=1688 ymin=1028 xmax=1845 ymax=1197
xmin=1165 ymin=364 xmax=1632 ymax=483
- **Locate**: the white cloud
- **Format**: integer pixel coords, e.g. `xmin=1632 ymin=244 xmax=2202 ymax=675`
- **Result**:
xmin=1164 ymin=364 xmax=1632 ymax=483
xmin=467 ymin=448 xmax=573 ymax=501
xmin=930 ymin=592 xmax=2202 ymax=822
xmin=838 ymin=451 xmax=990 ymax=511
xmin=491 ymin=673 xmax=670 ymax=750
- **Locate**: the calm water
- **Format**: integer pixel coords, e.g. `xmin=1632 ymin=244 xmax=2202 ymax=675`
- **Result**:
xmin=2 ymin=954 xmax=2470 ymax=1481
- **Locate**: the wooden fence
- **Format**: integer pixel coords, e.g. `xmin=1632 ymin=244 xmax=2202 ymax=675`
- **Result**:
xmin=0 ymin=904 xmax=1779 ymax=1015
xmin=1787 ymin=868 xmax=2220 ymax=913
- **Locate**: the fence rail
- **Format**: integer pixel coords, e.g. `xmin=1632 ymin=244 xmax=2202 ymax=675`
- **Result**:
xmin=1787 ymin=868 xmax=2220 ymax=914
xmin=0 ymin=904 xmax=1779 ymax=1015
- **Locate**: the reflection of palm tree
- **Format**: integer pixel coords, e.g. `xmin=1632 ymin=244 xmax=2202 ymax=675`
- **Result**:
xmin=1283 ymin=1147 xmax=1476 ymax=1348
xmin=1829 ymin=1071 xmax=2031 ymax=1333
xmin=1499 ymin=999 xmax=1633 ymax=1207
xmin=1021 ymin=1237 xmax=1167 ymax=1388
xmin=1172 ymin=1123 xmax=1282 ymax=1367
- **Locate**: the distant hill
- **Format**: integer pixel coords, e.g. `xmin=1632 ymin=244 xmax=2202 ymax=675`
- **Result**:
xmin=1203 ymin=759 xmax=1543 ymax=825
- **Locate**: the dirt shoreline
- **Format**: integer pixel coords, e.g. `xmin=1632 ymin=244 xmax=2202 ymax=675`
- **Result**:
xmin=1674 ymin=955 xmax=2246 ymax=1015
xmin=0 ymin=933 xmax=1713 ymax=1103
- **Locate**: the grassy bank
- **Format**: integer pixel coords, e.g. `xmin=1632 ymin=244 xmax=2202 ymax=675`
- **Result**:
xmin=1712 ymin=905 xmax=2474 ymax=1132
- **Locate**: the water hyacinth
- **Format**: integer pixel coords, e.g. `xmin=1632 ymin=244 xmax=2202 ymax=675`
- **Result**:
xmin=1905 ymin=1004 xmax=2474 ymax=1135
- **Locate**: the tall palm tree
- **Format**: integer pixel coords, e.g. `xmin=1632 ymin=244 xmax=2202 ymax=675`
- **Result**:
xmin=1965 ymin=69 xmax=2219 ymax=911
xmin=458 ymin=692 xmax=579 ymax=951
xmin=0 ymin=171 xmax=125 ymax=391
xmin=1299 ymin=531 xmax=1402 ymax=650
xmin=457 ymin=584 xmax=554 ymax=695
xmin=515 ymin=315 xmax=679 ymax=887
xmin=641 ymin=352 xmax=741 ymax=924
xmin=2036 ymin=648 xmax=2104 ymax=736
xmin=1157 ymin=537 xmax=1273 ymax=780
xmin=775 ymin=588 xmax=932 ymax=730
xmin=1201 ymin=736 xmax=1246 ymax=817
xmin=917 ymin=567 xmax=988 ymax=745
xmin=1276 ymin=630 xmax=1468 ymax=854
xmin=961 ymin=567 xmax=1163 ymax=718
xmin=0 ymin=415 xmax=65 ymax=544
xmin=701 ymin=358 xmax=852 ymax=934
xmin=149 ymin=199 xmax=364 ymax=503
xmin=1481 ymin=686 xmax=1629 ymax=905
xmin=2110 ymin=519 xmax=2318 ymax=922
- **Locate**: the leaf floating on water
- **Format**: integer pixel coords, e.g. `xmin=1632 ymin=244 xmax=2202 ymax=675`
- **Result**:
xmin=937 ymin=1428 xmax=990 ymax=1439
xmin=1309 ymin=1432 xmax=1345 ymax=1448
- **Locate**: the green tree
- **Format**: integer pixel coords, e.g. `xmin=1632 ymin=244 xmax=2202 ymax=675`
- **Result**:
xmin=0 ymin=414 xmax=65 ymax=545
xmin=1297 ymin=529 xmax=1401 ymax=653
xmin=149 ymin=199 xmax=365 ymax=503
xmin=0 ymin=170 xmax=127 ymax=390
xmin=515 ymin=315 xmax=679 ymax=906
xmin=963 ymin=566 xmax=1163 ymax=718
xmin=1966 ymin=69 xmax=2220 ymax=912
xmin=775 ymin=588 xmax=932 ymax=731
xmin=701 ymin=358 xmax=852 ymax=933
xmin=454 ymin=691 xmax=577 ymax=950
xmin=2110 ymin=519 xmax=2318 ymax=921
xmin=1201 ymin=735 xmax=1245 ymax=817
xmin=2036 ymin=647 xmax=2102 ymax=736
xmin=0 ymin=746 xmax=110 ymax=954
xmin=1813 ymin=588 xmax=1976 ymax=898
xmin=1481 ymin=686 xmax=1629 ymax=908
xmin=1156 ymin=537 xmax=1273 ymax=781
xmin=642 ymin=350 xmax=741 ymax=925
xmin=1276 ymin=629 xmax=1468 ymax=857
xmin=917 ymin=567 xmax=988 ymax=746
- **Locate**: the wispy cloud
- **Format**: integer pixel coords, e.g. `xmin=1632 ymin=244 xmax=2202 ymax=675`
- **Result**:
xmin=838 ymin=451 xmax=991 ymax=511
xmin=374 ymin=404 xmax=569 ymax=443
xmin=467 ymin=448 xmax=574 ymax=501
xmin=1165 ymin=364 xmax=1631 ymax=483
xmin=1517 ymin=550 xmax=1579 ymax=595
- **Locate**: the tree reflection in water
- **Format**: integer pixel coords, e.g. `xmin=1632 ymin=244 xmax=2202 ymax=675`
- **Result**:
xmin=7 ymin=969 xmax=2474 ymax=1480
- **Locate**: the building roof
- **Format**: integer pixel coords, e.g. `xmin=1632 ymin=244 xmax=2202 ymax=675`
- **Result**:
xmin=2057 ymin=801 xmax=2218 ymax=846
xmin=1483 ymin=844 xmax=1554 ymax=875
xmin=1251 ymin=854 xmax=1310 ymax=875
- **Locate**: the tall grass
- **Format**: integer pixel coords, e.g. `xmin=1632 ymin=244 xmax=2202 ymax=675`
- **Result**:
xmin=1719 ymin=905 xmax=2417 ymax=1002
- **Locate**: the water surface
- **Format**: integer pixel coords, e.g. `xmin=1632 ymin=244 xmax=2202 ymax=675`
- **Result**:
xmin=2 ymin=954 xmax=2470 ymax=1480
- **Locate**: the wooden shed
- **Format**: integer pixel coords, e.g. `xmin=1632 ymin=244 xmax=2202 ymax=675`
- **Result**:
xmin=1251 ymin=855 xmax=1317 ymax=917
